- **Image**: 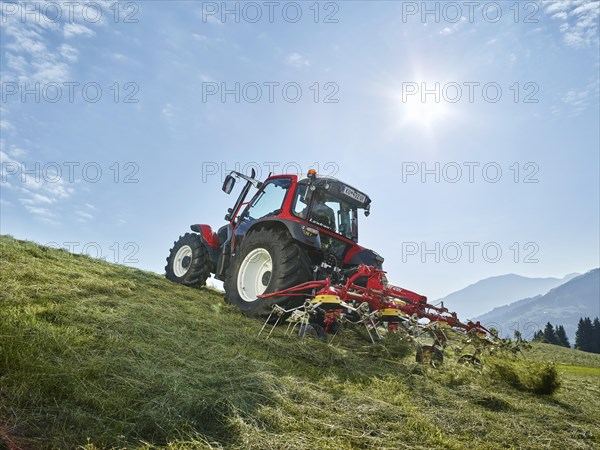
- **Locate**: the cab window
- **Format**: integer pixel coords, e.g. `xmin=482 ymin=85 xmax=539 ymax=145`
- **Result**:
xmin=246 ymin=178 xmax=291 ymax=220
xmin=293 ymin=183 xmax=357 ymax=240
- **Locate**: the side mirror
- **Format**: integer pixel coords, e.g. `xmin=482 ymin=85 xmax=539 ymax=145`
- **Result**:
xmin=222 ymin=175 xmax=236 ymax=194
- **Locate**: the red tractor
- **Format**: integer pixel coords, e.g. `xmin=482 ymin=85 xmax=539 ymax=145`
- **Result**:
xmin=165 ymin=169 xmax=383 ymax=317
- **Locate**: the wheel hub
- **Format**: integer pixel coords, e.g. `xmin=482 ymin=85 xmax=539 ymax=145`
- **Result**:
xmin=237 ymin=248 xmax=273 ymax=302
xmin=261 ymin=271 xmax=272 ymax=286
xmin=173 ymin=245 xmax=193 ymax=277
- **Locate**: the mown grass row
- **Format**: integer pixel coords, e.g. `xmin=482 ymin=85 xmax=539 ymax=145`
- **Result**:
xmin=1 ymin=235 xmax=599 ymax=449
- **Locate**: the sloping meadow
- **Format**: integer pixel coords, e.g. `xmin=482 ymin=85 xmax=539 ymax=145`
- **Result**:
xmin=1 ymin=236 xmax=599 ymax=449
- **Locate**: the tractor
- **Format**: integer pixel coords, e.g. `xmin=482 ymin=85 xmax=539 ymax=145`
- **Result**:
xmin=166 ymin=169 xmax=501 ymax=361
xmin=165 ymin=169 xmax=384 ymax=317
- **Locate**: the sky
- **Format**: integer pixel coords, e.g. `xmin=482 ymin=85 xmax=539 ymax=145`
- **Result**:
xmin=1 ymin=0 xmax=599 ymax=300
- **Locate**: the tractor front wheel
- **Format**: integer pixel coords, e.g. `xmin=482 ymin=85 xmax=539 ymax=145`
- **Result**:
xmin=165 ymin=233 xmax=212 ymax=287
xmin=224 ymin=227 xmax=312 ymax=317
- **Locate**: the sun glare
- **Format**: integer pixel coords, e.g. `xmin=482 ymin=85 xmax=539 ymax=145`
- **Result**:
xmin=385 ymin=68 xmax=461 ymax=132
xmin=402 ymin=94 xmax=449 ymax=127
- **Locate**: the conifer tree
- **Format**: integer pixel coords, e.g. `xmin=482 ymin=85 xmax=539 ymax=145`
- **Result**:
xmin=543 ymin=322 xmax=558 ymax=345
xmin=592 ymin=317 xmax=600 ymax=354
xmin=555 ymin=325 xmax=570 ymax=348
xmin=576 ymin=317 xmax=595 ymax=352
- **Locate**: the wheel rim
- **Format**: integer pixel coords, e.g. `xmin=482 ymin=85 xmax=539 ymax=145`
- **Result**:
xmin=237 ymin=248 xmax=273 ymax=302
xmin=173 ymin=245 xmax=193 ymax=277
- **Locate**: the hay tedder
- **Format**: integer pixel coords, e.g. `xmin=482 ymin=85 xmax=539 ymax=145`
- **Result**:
xmin=256 ymin=264 xmax=500 ymax=364
xmin=166 ymin=169 xmax=499 ymax=363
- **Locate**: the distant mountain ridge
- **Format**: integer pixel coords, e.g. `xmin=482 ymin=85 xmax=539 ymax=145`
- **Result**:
xmin=435 ymin=272 xmax=579 ymax=320
xmin=474 ymin=269 xmax=600 ymax=343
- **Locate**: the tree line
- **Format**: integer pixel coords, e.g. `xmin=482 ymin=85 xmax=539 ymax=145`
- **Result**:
xmin=532 ymin=317 xmax=600 ymax=353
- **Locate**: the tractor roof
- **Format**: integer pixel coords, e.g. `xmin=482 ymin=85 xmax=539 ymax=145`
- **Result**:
xmin=298 ymin=176 xmax=372 ymax=209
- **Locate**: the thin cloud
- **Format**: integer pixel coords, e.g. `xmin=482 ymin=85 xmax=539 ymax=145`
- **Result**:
xmin=439 ymin=17 xmax=467 ymax=36
xmin=8 ymin=146 xmax=27 ymax=158
xmin=205 ymin=16 xmax=224 ymax=26
xmin=63 ymin=23 xmax=95 ymax=39
xmin=162 ymin=103 xmax=174 ymax=119
xmin=561 ymin=80 xmax=600 ymax=116
xmin=4 ymin=25 xmax=49 ymax=54
xmin=30 ymin=60 xmax=70 ymax=84
xmin=0 ymin=4 xmax=103 ymax=226
xmin=112 ymin=53 xmax=127 ymax=61
xmin=2 ymin=150 xmax=76 ymax=224
xmin=75 ymin=210 xmax=94 ymax=221
xmin=23 ymin=205 xmax=59 ymax=225
xmin=0 ymin=119 xmax=15 ymax=132
xmin=59 ymin=44 xmax=79 ymax=62
xmin=286 ymin=52 xmax=310 ymax=68
xmin=29 ymin=193 xmax=54 ymax=204
xmin=543 ymin=0 xmax=600 ymax=48
xmin=199 ymin=73 xmax=215 ymax=83
xmin=192 ymin=33 xmax=225 ymax=45
xmin=1 ymin=4 xmax=99 ymax=85
xmin=0 ymin=150 xmax=17 ymax=166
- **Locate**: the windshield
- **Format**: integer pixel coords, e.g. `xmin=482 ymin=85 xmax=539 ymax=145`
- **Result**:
xmin=246 ymin=178 xmax=291 ymax=220
xmin=293 ymin=183 xmax=358 ymax=241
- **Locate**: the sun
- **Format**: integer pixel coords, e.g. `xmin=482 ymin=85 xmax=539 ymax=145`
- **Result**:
xmin=381 ymin=66 xmax=462 ymax=136
xmin=400 ymin=89 xmax=450 ymax=128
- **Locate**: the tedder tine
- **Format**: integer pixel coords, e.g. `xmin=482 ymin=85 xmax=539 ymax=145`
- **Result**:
xmin=257 ymin=311 xmax=275 ymax=338
xmin=285 ymin=320 xmax=294 ymax=336
xmin=265 ymin=315 xmax=283 ymax=340
xmin=363 ymin=317 xmax=382 ymax=343
xmin=259 ymin=304 xmax=292 ymax=340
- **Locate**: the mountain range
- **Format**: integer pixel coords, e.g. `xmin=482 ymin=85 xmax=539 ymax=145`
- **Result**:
xmin=474 ymin=269 xmax=600 ymax=343
xmin=435 ymin=273 xmax=580 ymax=320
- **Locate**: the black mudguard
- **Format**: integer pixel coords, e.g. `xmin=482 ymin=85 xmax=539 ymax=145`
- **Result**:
xmin=246 ymin=219 xmax=322 ymax=250
xmin=347 ymin=248 xmax=385 ymax=268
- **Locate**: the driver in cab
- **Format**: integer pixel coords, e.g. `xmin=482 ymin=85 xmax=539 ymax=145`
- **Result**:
xmin=301 ymin=191 xmax=335 ymax=230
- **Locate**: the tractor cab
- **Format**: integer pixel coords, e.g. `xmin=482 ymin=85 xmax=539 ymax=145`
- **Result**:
xmin=292 ymin=173 xmax=372 ymax=242
xmin=215 ymin=169 xmax=379 ymax=280
xmin=222 ymin=169 xmax=371 ymax=241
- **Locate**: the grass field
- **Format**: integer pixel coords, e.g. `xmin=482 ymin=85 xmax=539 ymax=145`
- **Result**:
xmin=1 ymin=235 xmax=599 ymax=449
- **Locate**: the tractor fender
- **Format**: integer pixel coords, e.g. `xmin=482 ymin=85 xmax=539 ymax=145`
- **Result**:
xmin=246 ymin=218 xmax=322 ymax=250
xmin=190 ymin=224 xmax=220 ymax=264
xmin=345 ymin=247 xmax=384 ymax=267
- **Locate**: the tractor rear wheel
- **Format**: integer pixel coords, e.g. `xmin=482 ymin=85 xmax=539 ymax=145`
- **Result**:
xmin=224 ymin=227 xmax=313 ymax=317
xmin=165 ymin=233 xmax=211 ymax=287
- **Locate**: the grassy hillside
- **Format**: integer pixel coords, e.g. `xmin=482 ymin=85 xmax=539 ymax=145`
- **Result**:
xmin=1 ymin=235 xmax=599 ymax=449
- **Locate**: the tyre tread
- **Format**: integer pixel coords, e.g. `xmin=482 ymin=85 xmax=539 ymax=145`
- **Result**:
xmin=165 ymin=232 xmax=212 ymax=287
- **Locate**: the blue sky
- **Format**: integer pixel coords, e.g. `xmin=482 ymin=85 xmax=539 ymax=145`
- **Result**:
xmin=1 ymin=0 xmax=599 ymax=300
